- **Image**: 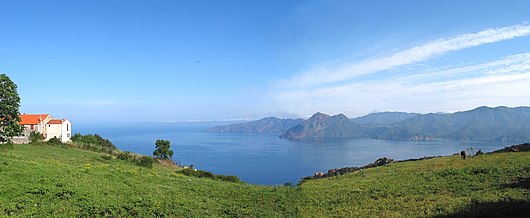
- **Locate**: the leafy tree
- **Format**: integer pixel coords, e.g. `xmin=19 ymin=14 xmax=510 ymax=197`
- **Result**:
xmin=29 ymin=131 xmax=45 ymax=143
xmin=0 ymin=74 xmax=24 ymax=143
xmin=153 ymin=139 xmax=173 ymax=159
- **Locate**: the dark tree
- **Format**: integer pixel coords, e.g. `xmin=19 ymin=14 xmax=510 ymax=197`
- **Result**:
xmin=153 ymin=139 xmax=173 ymax=159
xmin=0 ymin=74 xmax=24 ymax=143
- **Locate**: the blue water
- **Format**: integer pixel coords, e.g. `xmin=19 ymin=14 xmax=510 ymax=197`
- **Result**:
xmin=75 ymin=121 xmax=512 ymax=185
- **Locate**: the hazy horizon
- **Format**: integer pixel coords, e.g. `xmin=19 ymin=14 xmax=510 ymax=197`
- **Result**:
xmin=3 ymin=1 xmax=530 ymax=122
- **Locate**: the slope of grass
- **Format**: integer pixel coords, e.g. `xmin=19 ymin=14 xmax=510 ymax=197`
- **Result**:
xmin=1 ymin=143 xmax=529 ymax=217
xmin=0 ymin=143 xmax=299 ymax=217
xmin=298 ymin=152 xmax=530 ymax=217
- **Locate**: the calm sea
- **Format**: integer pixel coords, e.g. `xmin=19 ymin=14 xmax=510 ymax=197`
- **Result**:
xmin=75 ymin=121 xmax=512 ymax=185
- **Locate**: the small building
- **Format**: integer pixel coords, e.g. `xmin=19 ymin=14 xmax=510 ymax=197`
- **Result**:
xmin=18 ymin=113 xmax=72 ymax=143
xmin=45 ymin=119 xmax=72 ymax=142
xmin=19 ymin=114 xmax=52 ymax=135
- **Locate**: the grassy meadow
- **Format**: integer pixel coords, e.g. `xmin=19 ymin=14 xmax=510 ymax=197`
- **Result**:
xmin=0 ymin=143 xmax=299 ymax=217
xmin=0 ymin=142 xmax=528 ymax=217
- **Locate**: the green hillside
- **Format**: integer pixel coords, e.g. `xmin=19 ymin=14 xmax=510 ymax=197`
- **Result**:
xmin=0 ymin=144 xmax=299 ymax=217
xmin=299 ymin=152 xmax=530 ymax=217
xmin=1 ymin=143 xmax=529 ymax=217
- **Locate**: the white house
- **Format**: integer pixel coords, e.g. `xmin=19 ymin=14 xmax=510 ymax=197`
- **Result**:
xmin=19 ymin=114 xmax=72 ymax=143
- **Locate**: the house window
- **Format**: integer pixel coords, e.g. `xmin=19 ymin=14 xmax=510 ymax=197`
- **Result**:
xmin=30 ymin=125 xmax=34 ymax=130
xmin=67 ymin=124 xmax=69 ymax=131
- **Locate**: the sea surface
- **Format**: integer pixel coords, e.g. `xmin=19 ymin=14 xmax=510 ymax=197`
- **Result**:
xmin=75 ymin=121 xmax=512 ymax=185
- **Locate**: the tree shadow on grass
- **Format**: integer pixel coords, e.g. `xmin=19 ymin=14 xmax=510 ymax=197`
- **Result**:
xmin=435 ymin=199 xmax=530 ymax=218
xmin=502 ymin=176 xmax=530 ymax=190
xmin=437 ymin=176 xmax=530 ymax=218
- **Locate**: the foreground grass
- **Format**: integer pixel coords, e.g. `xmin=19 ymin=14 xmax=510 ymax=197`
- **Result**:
xmin=0 ymin=143 xmax=299 ymax=217
xmin=299 ymin=152 xmax=530 ymax=217
xmin=0 ymin=143 xmax=528 ymax=217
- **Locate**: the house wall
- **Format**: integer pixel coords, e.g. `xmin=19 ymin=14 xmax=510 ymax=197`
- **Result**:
xmin=45 ymin=120 xmax=72 ymax=143
xmin=62 ymin=120 xmax=72 ymax=143
xmin=46 ymin=123 xmax=63 ymax=141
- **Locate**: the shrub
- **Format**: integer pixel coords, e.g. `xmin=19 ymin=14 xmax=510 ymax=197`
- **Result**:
xmin=47 ymin=137 xmax=62 ymax=145
xmin=71 ymin=133 xmax=117 ymax=152
xmin=176 ymin=168 xmax=240 ymax=182
xmin=135 ymin=156 xmax=154 ymax=168
xmin=475 ymin=149 xmax=484 ymax=156
xmin=215 ymin=175 xmax=241 ymax=183
xmin=28 ymin=131 xmax=45 ymax=143
xmin=117 ymin=151 xmax=133 ymax=160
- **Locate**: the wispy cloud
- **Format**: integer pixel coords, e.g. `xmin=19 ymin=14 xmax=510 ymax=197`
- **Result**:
xmin=286 ymin=23 xmax=530 ymax=88
xmin=273 ymin=23 xmax=530 ymax=117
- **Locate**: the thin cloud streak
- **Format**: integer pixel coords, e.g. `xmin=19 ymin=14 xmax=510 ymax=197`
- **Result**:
xmin=274 ymin=52 xmax=530 ymax=117
xmin=288 ymin=23 xmax=530 ymax=88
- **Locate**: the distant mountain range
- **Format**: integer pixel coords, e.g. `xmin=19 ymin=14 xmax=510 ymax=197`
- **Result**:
xmin=207 ymin=117 xmax=303 ymax=133
xmin=350 ymin=111 xmax=420 ymax=125
xmin=209 ymin=106 xmax=530 ymax=142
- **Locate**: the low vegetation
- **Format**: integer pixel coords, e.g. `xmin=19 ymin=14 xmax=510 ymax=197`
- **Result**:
xmin=28 ymin=131 xmax=45 ymax=144
xmin=299 ymin=147 xmax=530 ymax=217
xmin=0 ymin=142 xmax=528 ymax=217
xmin=0 ymin=143 xmax=299 ymax=217
xmin=70 ymin=133 xmax=117 ymax=153
xmin=176 ymin=167 xmax=241 ymax=183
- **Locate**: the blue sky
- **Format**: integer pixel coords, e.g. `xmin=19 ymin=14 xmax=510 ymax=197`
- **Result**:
xmin=2 ymin=1 xmax=530 ymax=122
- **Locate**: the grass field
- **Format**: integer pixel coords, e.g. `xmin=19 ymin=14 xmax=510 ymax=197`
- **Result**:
xmin=0 ymin=143 xmax=299 ymax=217
xmin=299 ymin=152 xmax=530 ymax=217
xmin=1 ymin=143 xmax=528 ymax=217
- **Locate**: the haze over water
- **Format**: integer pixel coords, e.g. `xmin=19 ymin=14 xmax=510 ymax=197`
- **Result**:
xmin=75 ymin=121 xmax=511 ymax=185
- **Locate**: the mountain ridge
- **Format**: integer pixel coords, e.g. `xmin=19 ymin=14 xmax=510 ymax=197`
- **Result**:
xmin=281 ymin=106 xmax=530 ymax=141
xmin=210 ymin=106 xmax=530 ymax=142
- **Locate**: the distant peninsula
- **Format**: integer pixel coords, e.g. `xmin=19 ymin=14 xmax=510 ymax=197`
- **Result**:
xmin=210 ymin=106 xmax=530 ymax=142
xmin=207 ymin=117 xmax=303 ymax=133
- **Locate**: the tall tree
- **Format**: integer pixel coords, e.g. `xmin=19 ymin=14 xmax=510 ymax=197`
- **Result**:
xmin=153 ymin=139 xmax=174 ymax=159
xmin=0 ymin=74 xmax=24 ymax=143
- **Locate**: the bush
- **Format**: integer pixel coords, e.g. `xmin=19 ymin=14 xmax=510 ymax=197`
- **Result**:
xmin=28 ymin=131 xmax=45 ymax=143
xmin=117 ymin=151 xmax=133 ymax=160
xmin=135 ymin=156 xmax=154 ymax=168
xmin=215 ymin=175 xmax=241 ymax=183
xmin=71 ymin=133 xmax=117 ymax=152
xmin=47 ymin=137 xmax=62 ymax=145
xmin=176 ymin=168 xmax=240 ymax=182
xmin=475 ymin=149 xmax=484 ymax=156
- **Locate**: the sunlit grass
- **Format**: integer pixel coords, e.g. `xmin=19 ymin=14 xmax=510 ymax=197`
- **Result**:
xmin=0 ymin=143 xmax=528 ymax=217
xmin=299 ymin=152 xmax=530 ymax=217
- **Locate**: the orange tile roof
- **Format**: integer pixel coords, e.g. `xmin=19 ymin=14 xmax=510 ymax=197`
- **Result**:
xmin=19 ymin=114 xmax=50 ymax=125
xmin=47 ymin=119 xmax=64 ymax=124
